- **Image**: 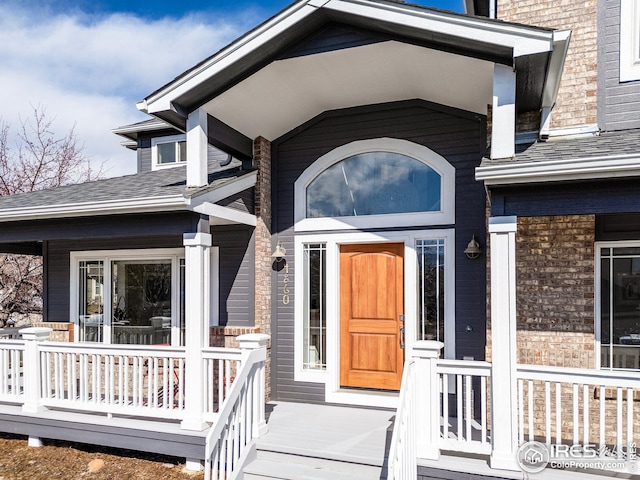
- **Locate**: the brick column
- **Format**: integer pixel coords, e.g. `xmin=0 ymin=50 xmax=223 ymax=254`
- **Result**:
xmin=253 ymin=136 xmax=272 ymax=400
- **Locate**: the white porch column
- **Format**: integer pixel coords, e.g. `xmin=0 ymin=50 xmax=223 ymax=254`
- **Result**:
xmin=491 ymin=64 xmax=516 ymax=160
xmin=488 ymin=216 xmax=519 ymax=471
xmin=20 ymin=327 xmax=52 ymax=414
xmin=187 ymin=107 xmax=208 ymax=187
xmin=413 ymin=340 xmax=444 ymax=461
xmin=181 ymin=225 xmax=211 ymax=431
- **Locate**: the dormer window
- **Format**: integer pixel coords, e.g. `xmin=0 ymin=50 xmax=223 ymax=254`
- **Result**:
xmin=152 ymin=134 xmax=186 ymax=169
xmin=620 ymin=0 xmax=640 ymax=82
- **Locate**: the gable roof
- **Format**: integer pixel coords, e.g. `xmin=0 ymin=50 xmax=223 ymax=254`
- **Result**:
xmin=137 ymin=0 xmax=570 ymax=139
xmin=0 ymin=161 xmax=255 ymax=222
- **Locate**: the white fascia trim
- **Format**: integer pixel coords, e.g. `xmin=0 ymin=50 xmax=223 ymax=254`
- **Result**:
xmin=186 ymin=171 xmax=257 ymax=206
xmin=476 ymin=154 xmax=640 ymax=185
xmin=111 ymin=119 xmax=174 ymax=136
xmin=0 ymin=195 xmax=187 ymax=223
xmin=140 ymin=0 xmax=557 ymax=114
xmin=322 ymin=0 xmax=555 ymax=57
xmin=193 ymin=202 xmax=257 ymax=227
xmin=140 ymin=1 xmax=320 ymax=114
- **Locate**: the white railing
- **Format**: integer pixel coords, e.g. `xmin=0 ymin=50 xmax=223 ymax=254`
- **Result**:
xmin=0 ymin=328 xmax=261 ymax=428
xmin=517 ymin=364 xmax=640 ymax=453
xmin=387 ymin=359 xmax=417 ymax=480
xmin=204 ymin=334 xmax=269 ymax=480
xmin=203 ymin=347 xmax=243 ymax=420
xmin=38 ymin=342 xmax=187 ymax=419
xmin=0 ymin=340 xmax=25 ymax=402
xmin=437 ymin=359 xmax=492 ymax=454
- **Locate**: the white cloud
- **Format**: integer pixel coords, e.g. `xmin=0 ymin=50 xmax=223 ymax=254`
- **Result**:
xmin=0 ymin=5 xmax=249 ymax=177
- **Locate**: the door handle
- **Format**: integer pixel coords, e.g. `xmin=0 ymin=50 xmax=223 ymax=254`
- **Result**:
xmin=399 ymin=325 xmax=405 ymax=349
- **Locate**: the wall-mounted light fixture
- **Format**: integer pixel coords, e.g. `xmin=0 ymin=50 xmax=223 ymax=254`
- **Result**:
xmin=464 ymin=235 xmax=482 ymax=259
xmin=271 ymin=241 xmax=287 ymax=262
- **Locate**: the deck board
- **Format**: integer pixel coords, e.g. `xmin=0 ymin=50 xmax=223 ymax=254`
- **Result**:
xmin=259 ymin=401 xmax=395 ymax=466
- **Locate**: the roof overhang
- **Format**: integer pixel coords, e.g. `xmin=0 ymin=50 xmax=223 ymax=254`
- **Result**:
xmin=0 ymin=171 xmax=257 ymax=224
xmin=476 ymin=153 xmax=640 ymax=185
xmin=137 ymin=0 xmax=570 ymax=141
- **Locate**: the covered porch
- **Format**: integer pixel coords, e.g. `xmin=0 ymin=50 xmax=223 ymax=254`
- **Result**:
xmin=387 ymin=216 xmax=640 ymax=479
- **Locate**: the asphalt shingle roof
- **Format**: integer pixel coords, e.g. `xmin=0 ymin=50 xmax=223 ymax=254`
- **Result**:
xmin=0 ymin=160 xmax=249 ymax=211
xmin=481 ymin=129 xmax=640 ymax=167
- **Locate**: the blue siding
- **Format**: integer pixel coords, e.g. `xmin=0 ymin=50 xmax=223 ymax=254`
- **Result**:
xmin=491 ymin=179 xmax=640 ymax=217
xmin=271 ymin=100 xmax=487 ymax=403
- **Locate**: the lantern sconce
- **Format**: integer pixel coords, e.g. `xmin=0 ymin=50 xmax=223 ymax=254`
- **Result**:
xmin=271 ymin=241 xmax=287 ymax=262
xmin=464 ymin=235 xmax=482 ymax=259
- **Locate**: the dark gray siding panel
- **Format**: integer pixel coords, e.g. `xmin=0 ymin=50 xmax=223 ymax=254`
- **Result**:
xmin=491 ymin=178 xmax=640 ymax=217
xmin=271 ymin=100 xmax=487 ymax=403
xmin=418 ymin=466 xmax=511 ymax=480
xmin=598 ymin=0 xmax=640 ymax=130
xmin=212 ymin=225 xmax=255 ymax=327
xmin=217 ymin=187 xmax=255 ymax=214
xmin=47 ymin=235 xmax=183 ymax=323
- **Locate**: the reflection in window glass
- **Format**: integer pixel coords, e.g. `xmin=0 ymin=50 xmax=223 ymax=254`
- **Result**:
xmin=111 ymin=260 xmax=172 ymax=345
xmin=600 ymin=246 xmax=640 ymax=370
xmin=417 ymin=239 xmax=445 ymax=346
xmin=157 ymin=141 xmax=186 ymax=164
xmin=306 ymin=152 xmax=441 ymax=218
xmin=78 ymin=261 xmax=104 ymax=342
xmin=303 ymin=244 xmax=326 ymax=369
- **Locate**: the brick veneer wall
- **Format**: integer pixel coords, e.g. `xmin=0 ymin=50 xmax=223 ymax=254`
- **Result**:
xmin=486 ymin=215 xmax=596 ymax=367
xmin=515 ymin=215 xmax=595 ymax=368
xmin=499 ymin=0 xmax=598 ymax=131
xmin=253 ymin=136 xmax=272 ymax=400
xmin=32 ymin=322 xmax=74 ymax=342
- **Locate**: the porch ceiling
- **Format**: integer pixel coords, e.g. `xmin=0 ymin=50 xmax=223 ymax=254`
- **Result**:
xmin=201 ymin=41 xmax=494 ymax=141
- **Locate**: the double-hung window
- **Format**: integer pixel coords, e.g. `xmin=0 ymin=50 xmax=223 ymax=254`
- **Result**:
xmin=73 ymin=249 xmax=185 ymax=346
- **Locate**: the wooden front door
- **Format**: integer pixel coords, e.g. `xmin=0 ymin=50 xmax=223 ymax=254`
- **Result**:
xmin=340 ymin=243 xmax=404 ymax=390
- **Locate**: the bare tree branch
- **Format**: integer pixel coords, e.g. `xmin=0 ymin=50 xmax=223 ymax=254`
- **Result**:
xmin=0 ymin=106 xmax=104 ymax=324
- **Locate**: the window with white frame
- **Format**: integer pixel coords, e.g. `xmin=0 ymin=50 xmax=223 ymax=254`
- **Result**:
xmin=72 ymin=249 xmax=185 ymax=346
xmin=294 ymin=138 xmax=455 ymax=231
xmin=417 ymin=239 xmax=446 ymax=345
xmin=302 ymin=243 xmax=326 ymax=370
xmin=152 ymin=134 xmax=186 ymax=169
xmin=597 ymin=243 xmax=640 ymax=370
xmin=620 ymin=0 xmax=640 ymax=82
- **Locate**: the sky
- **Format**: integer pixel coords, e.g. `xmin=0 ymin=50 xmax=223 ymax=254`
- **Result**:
xmin=0 ymin=0 xmax=464 ymax=177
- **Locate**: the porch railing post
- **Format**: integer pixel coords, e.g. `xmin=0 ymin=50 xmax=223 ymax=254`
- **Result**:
xmin=488 ymin=216 xmax=520 ymax=471
xmin=181 ymin=228 xmax=211 ymax=431
xmin=237 ymin=333 xmax=270 ymax=437
xmin=20 ymin=327 xmax=52 ymax=413
xmin=412 ymin=340 xmax=444 ymax=461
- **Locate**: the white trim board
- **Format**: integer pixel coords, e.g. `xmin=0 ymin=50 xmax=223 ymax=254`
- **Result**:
xmin=293 ymin=229 xmax=455 ymax=409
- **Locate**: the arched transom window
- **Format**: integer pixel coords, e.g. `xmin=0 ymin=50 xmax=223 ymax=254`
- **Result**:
xmin=306 ymin=152 xmax=441 ymax=218
xmin=295 ymin=138 xmax=455 ymax=231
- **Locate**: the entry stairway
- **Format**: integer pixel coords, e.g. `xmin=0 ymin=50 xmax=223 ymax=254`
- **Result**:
xmin=239 ymin=401 xmax=394 ymax=480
